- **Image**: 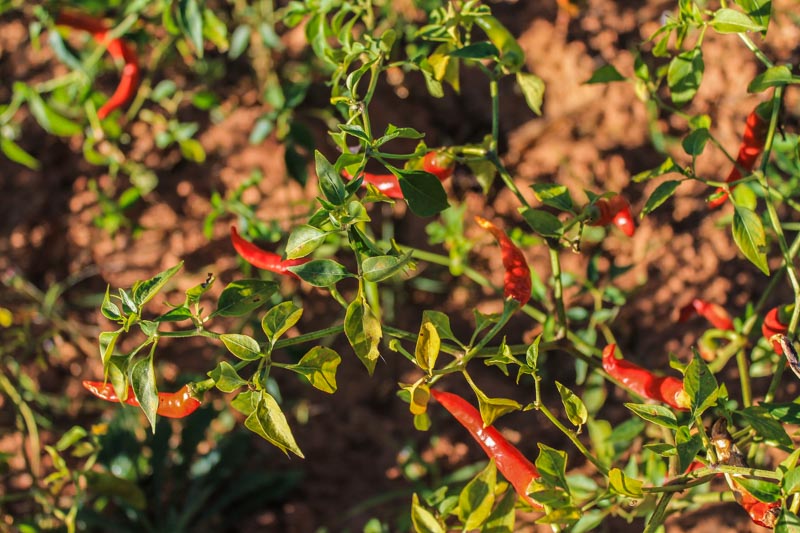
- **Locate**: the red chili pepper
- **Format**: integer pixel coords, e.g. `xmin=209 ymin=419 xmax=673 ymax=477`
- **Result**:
xmin=430 ymin=389 xmax=541 ymax=509
xmin=762 ymin=306 xmax=789 ymax=354
xmin=474 ymin=216 xmax=531 ymax=304
xmin=736 ymin=492 xmax=780 ymax=529
xmin=56 ymin=11 xmax=140 ymax=120
xmin=709 ymin=103 xmax=770 ymax=208
xmin=83 ymin=381 xmax=201 ymax=418
xmin=677 ymin=299 xmax=734 ymax=331
xmin=341 ymin=169 xmax=404 ymax=199
xmin=230 ymin=226 xmax=309 ymax=278
xmin=422 ymin=151 xmax=455 ymax=181
xmin=601 ymin=344 xmax=689 ymax=410
xmin=587 ymin=195 xmax=635 ymax=237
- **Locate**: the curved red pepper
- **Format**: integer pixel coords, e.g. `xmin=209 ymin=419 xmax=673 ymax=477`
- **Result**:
xmin=709 ymin=104 xmax=770 ymax=208
xmin=735 ymin=489 xmax=780 ymax=529
xmin=430 ymin=389 xmax=541 ymax=509
xmin=762 ymin=306 xmax=789 ymax=354
xmin=602 ymin=344 xmax=689 ymax=410
xmin=230 ymin=226 xmax=309 ymax=278
xmin=341 ymin=169 xmax=404 ymax=199
xmin=474 ymin=216 xmax=531 ymax=304
xmin=422 ymin=151 xmax=455 ymax=181
xmin=56 ymin=11 xmax=140 ymax=120
xmin=587 ymin=195 xmax=635 ymax=237
xmin=83 ymin=381 xmax=201 ymax=418
xmin=677 ymin=299 xmax=734 ymax=331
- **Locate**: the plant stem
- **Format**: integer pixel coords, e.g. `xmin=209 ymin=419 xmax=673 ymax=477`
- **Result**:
xmin=549 ymin=246 xmax=567 ymax=338
xmin=735 ymin=347 xmax=752 ymax=407
xmin=643 ymin=491 xmax=674 ymax=533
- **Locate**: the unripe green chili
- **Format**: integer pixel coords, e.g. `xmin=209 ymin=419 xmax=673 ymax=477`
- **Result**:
xmin=473 ymin=15 xmax=524 ymax=73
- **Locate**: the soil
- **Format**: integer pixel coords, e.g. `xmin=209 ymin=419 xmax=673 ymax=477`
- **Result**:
xmin=1 ymin=1 xmax=799 ymax=532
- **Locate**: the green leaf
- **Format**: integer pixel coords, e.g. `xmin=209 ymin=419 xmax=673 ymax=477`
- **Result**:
xmin=415 ymin=319 xmax=440 ymax=374
xmin=458 ymin=459 xmax=496 ymax=530
xmin=776 ymin=509 xmax=800 ymax=533
xmin=130 ymin=357 xmax=158 ymax=432
xmin=288 ymin=346 xmax=341 ymax=393
xmin=682 ymin=128 xmax=710 ymax=156
xmin=220 ymin=333 xmax=262 ymax=361
xmin=208 ymin=361 xmax=248 ymax=393
xmin=285 ymin=225 xmax=327 ymax=259
xmin=520 ymin=207 xmax=562 ymax=237
xmin=287 ymin=259 xmax=352 ymax=287
xmin=782 ymin=466 xmax=800 ymax=496
xmin=710 ymin=8 xmax=765 ymax=33
xmin=684 ymin=356 xmax=718 ymax=416
xmin=736 ymin=477 xmax=781 ymax=503
xmin=84 ymin=471 xmax=147 ymax=510
xmin=212 ymin=279 xmax=278 ymax=317
xmin=608 ymin=467 xmax=643 ymax=498
xmin=482 ymin=489 xmax=516 ymax=532
xmin=315 ymin=150 xmax=346 ymax=205
xmin=0 ymin=138 xmax=39 ymax=170
xmin=202 ymin=8 xmax=229 ymax=51
xmin=411 ymin=493 xmax=445 ymax=533
xmin=531 ymin=183 xmax=573 ymax=212
xmin=733 ymin=205 xmax=769 ymax=275
xmin=536 ymin=444 xmax=569 ymax=491
xmin=396 ymin=170 xmax=449 ymax=217
xmin=25 ymin=90 xmax=82 ymax=137
xmin=761 ymin=402 xmax=800 ymax=425
xmin=228 ymin=25 xmax=250 ymax=59
xmin=101 ymin=286 xmax=121 ymax=321
xmin=132 ymin=262 xmax=184 ymax=307
xmin=737 ymin=0 xmax=772 ymax=35
xmin=642 ymin=180 xmax=681 ymax=217
xmin=185 ymin=273 xmax=215 ymax=305
xmin=571 ymin=509 xmax=605 ymax=533
xmin=154 ymin=306 xmax=192 ymax=322
xmin=676 ymin=426 xmax=704 ymax=472
xmin=556 ymin=382 xmax=588 ymax=428
xmin=585 ymin=64 xmax=626 ymax=84
xmin=740 ymin=406 xmax=793 ymax=448
xmin=344 ymin=295 xmax=382 ymax=375
xmin=362 ymin=251 xmax=414 ymax=282
xmin=179 ymin=139 xmax=206 ymax=162
xmin=422 ymin=310 xmax=461 ymax=346
xmin=230 ymin=390 xmax=258 ymax=416
xmin=181 ymin=0 xmax=204 ymax=57
xmin=99 ymin=330 xmax=121 ymax=367
xmin=624 ymin=403 xmax=679 ymax=429
xmin=633 ymin=157 xmax=684 ymax=182
xmin=244 ymin=391 xmax=304 ymax=457
xmin=667 ymin=47 xmax=704 ymax=106
xmin=262 ymin=301 xmax=303 ymax=344
xmin=471 ymin=389 xmax=521 ymax=427
xmin=515 ymin=72 xmax=545 ymax=116
xmin=749 ymin=65 xmax=793 ymax=93
xmin=449 ymin=41 xmax=499 ymax=59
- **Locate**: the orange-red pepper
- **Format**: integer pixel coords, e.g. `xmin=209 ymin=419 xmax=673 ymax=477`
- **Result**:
xmin=341 ymin=169 xmax=403 ymax=199
xmin=83 ymin=380 xmax=201 ymax=418
xmin=762 ymin=306 xmax=789 ymax=354
xmin=474 ymin=216 xmax=531 ymax=304
xmin=56 ymin=11 xmax=140 ymax=120
xmin=678 ymin=299 xmax=734 ymax=331
xmin=431 ymin=389 xmax=541 ymax=509
xmin=587 ymin=195 xmax=635 ymax=237
xmin=602 ymin=344 xmax=689 ymax=410
xmin=709 ymin=103 xmax=770 ymax=208
xmin=230 ymin=226 xmax=310 ymax=278
xmin=421 ymin=151 xmax=455 ymax=181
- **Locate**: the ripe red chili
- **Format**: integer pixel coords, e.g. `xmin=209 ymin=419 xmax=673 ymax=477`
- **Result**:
xmin=601 ymin=344 xmax=689 ymax=410
xmin=83 ymin=381 xmax=201 ymax=418
xmin=341 ymin=169 xmax=404 ymax=199
xmin=56 ymin=11 xmax=140 ymax=120
xmin=762 ymin=306 xmax=789 ymax=354
xmin=709 ymin=103 xmax=770 ymax=208
xmin=230 ymin=226 xmax=310 ymax=278
xmin=677 ymin=299 xmax=734 ymax=331
xmin=430 ymin=389 xmax=541 ymax=509
xmin=474 ymin=216 xmax=531 ymax=304
xmin=587 ymin=195 xmax=635 ymax=237
xmin=421 ymin=151 xmax=455 ymax=181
